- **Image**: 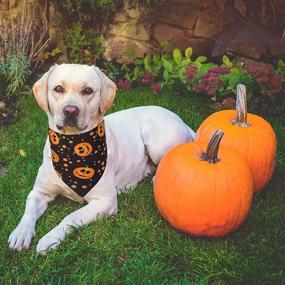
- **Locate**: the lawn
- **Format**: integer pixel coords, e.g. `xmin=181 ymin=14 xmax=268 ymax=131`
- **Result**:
xmin=0 ymin=88 xmax=284 ymax=284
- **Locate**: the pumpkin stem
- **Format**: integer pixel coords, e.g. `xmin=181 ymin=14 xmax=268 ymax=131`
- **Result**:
xmin=201 ymin=129 xmax=224 ymax=164
xmin=233 ymin=84 xmax=249 ymax=127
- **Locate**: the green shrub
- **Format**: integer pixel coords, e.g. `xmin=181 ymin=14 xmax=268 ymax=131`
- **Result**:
xmin=104 ymin=45 xmax=284 ymax=115
xmin=0 ymin=52 xmax=30 ymax=97
xmin=54 ymin=0 xmax=123 ymax=63
xmin=54 ymin=0 xmax=166 ymax=63
xmin=64 ymin=23 xmax=103 ymax=64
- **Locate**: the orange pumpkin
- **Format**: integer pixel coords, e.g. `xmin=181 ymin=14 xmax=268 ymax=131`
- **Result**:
xmin=195 ymin=84 xmax=277 ymax=192
xmin=154 ymin=130 xmax=253 ymax=237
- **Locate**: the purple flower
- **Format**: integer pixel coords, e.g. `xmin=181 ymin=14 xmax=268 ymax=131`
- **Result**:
xmin=118 ymin=79 xmax=132 ymax=90
xmin=142 ymin=72 xmax=154 ymax=85
xmin=193 ymin=66 xmax=230 ymax=96
xmin=183 ymin=66 xmax=198 ymax=82
xmin=152 ymin=82 xmax=161 ymax=95
xmin=208 ymin=66 xmax=230 ymax=75
xmin=245 ymin=63 xmax=282 ymax=95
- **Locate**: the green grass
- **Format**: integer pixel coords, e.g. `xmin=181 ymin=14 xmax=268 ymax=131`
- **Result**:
xmin=0 ymin=88 xmax=284 ymax=285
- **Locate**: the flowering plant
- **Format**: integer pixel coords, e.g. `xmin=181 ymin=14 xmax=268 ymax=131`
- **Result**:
xmin=103 ymin=46 xmax=284 ymax=108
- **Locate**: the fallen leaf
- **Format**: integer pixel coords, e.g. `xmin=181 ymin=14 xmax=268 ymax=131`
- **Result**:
xmin=19 ymin=149 xmax=27 ymax=157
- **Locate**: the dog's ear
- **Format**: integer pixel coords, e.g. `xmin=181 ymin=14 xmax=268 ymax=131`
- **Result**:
xmin=94 ymin=66 xmax=117 ymax=114
xmin=32 ymin=65 xmax=56 ymax=112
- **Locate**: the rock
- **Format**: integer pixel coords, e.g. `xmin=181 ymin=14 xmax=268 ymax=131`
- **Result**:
xmin=123 ymin=0 xmax=141 ymax=19
xmin=185 ymin=38 xmax=215 ymax=55
xmin=0 ymin=101 xmax=5 ymax=110
xmin=159 ymin=1 xmax=201 ymax=29
xmin=270 ymin=39 xmax=285 ymax=56
xmin=194 ymin=7 xmax=223 ymax=40
xmin=202 ymin=0 xmax=215 ymax=8
xmin=212 ymin=21 xmax=284 ymax=59
xmin=114 ymin=12 xmax=128 ymax=23
xmin=212 ymin=21 xmax=244 ymax=57
xmin=153 ymin=23 xmax=185 ymax=44
xmin=108 ymin=20 xmax=150 ymax=41
xmin=228 ymin=23 xmax=272 ymax=58
xmin=234 ymin=0 xmax=247 ymax=17
xmin=230 ymin=42 xmax=268 ymax=59
xmin=223 ymin=3 xmax=241 ymax=27
xmin=0 ymin=1 xmax=9 ymax=11
xmin=216 ymin=0 xmax=227 ymax=11
xmin=153 ymin=23 xmax=214 ymax=54
xmin=103 ymin=36 xmax=152 ymax=62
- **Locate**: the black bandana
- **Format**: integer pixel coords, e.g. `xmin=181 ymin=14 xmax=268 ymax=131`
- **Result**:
xmin=48 ymin=121 xmax=107 ymax=197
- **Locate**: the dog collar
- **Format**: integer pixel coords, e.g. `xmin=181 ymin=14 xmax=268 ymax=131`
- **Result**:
xmin=48 ymin=121 xmax=107 ymax=197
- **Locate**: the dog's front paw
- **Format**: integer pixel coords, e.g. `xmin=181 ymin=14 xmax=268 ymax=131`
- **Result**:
xmin=8 ymin=223 xmax=35 ymax=251
xmin=36 ymin=229 xmax=64 ymax=255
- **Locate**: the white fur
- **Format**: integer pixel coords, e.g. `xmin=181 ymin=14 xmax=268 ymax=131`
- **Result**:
xmin=8 ymin=64 xmax=195 ymax=254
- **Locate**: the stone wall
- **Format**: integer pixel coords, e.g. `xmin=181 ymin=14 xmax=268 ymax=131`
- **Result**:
xmin=1 ymin=0 xmax=285 ymax=61
xmin=104 ymin=0 xmax=285 ymax=60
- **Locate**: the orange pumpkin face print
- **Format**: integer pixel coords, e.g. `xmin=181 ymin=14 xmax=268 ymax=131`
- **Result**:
xmin=49 ymin=130 xmax=60 ymax=145
xmin=74 ymin=142 xmax=93 ymax=157
xmin=48 ymin=120 xmax=107 ymax=197
xmin=73 ymin=167 xmax=95 ymax=179
xmin=98 ymin=122 xmax=105 ymax=137
xmin=51 ymin=150 xmax=60 ymax=162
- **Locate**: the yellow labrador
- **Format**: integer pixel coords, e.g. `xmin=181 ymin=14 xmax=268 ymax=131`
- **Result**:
xmin=8 ymin=64 xmax=195 ymax=254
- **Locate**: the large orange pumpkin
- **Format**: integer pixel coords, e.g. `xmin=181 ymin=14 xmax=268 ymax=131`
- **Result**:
xmin=195 ymin=84 xmax=277 ymax=192
xmin=154 ymin=130 xmax=253 ymax=237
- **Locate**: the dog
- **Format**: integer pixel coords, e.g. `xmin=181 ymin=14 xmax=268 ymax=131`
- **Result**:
xmin=8 ymin=64 xmax=195 ymax=254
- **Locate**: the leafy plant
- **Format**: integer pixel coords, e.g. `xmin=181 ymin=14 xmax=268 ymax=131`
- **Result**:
xmin=109 ymin=44 xmax=284 ymax=110
xmin=244 ymin=62 xmax=283 ymax=96
xmin=276 ymin=59 xmax=285 ymax=83
xmin=0 ymin=4 xmax=51 ymax=71
xmin=0 ymin=52 xmax=30 ymax=97
xmin=54 ymin=0 xmax=123 ymax=35
xmin=64 ymin=23 xmax=103 ymax=64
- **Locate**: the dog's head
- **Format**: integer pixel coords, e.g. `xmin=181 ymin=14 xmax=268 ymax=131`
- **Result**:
xmin=33 ymin=64 xmax=116 ymax=134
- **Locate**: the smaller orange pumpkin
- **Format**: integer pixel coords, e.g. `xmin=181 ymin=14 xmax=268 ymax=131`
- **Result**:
xmin=73 ymin=167 xmax=95 ymax=179
xmin=49 ymin=130 xmax=60 ymax=145
xmin=74 ymin=142 xmax=93 ymax=157
xmin=195 ymin=84 xmax=277 ymax=192
xmin=51 ymin=150 xmax=60 ymax=162
xmin=98 ymin=122 xmax=105 ymax=137
xmin=154 ymin=130 xmax=253 ymax=237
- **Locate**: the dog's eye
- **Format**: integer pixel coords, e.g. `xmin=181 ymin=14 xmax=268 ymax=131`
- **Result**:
xmin=82 ymin=87 xmax=93 ymax=96
xmin=53 ymin=85 xmax=64 ymax=93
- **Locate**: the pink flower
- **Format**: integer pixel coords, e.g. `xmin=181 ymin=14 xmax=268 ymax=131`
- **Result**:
xmin=152 ymin=82 xmax=161 ymax=95
xmin=142 ymin=72 xmax=154 ymax=84
xmin=222 ymin=97 xmax=236 ymax=109
xmin=118 ymin=79 xmax=132 ymax=90
xmin=183 ymin=66 xmax=198 ymax=82
xmin=245 ymin=62 xmax=282 ymax=94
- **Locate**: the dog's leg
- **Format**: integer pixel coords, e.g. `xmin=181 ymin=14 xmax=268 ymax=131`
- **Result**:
xmin=8 ymin=190 xmax=55 ymax=251
xmin=36 ymin=190 xmax=117 ymax=254
xmin=142 ymin=119 xmax=195 ymax=164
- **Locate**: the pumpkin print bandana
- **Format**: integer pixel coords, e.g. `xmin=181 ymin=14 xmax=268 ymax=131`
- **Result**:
xmin=48 ymin=121 xmax=107 ymax=197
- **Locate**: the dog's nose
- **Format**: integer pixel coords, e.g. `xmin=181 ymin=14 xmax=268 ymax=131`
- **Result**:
xmin=63 ymin=105 xmax=79 ymax=118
